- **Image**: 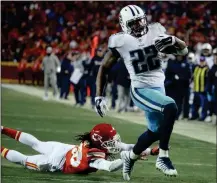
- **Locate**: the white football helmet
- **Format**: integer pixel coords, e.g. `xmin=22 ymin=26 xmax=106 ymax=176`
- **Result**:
xmin=201 ymin=43 xmax=212 ymax=56
xmin=119 ymin=5 xmax=148 ymax=37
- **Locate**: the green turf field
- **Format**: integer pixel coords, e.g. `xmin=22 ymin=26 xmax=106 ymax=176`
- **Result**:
xmin=1 ymin=88 xmax=216 ymax=183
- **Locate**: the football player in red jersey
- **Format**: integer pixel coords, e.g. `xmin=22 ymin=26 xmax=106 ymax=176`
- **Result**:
xmin=1 ymin=124 xmax=159 ymax=174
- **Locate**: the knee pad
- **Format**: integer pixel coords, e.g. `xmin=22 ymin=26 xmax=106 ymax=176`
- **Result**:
xmin=163 ymin=102 xmax=178 ymax=116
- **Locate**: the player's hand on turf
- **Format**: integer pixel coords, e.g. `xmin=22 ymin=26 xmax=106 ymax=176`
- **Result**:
xmin=95 ymin=96 xmax=109 ymax=117
xmin=154 ymin=34 xmax=176 ymax=52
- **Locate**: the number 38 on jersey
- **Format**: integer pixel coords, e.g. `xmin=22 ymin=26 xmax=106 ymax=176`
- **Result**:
xmin=130 ymin=45 xmax=161 ymax=74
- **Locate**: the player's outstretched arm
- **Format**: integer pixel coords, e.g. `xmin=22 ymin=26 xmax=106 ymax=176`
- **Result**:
xmin=89 ymin=158 xmax=123 ymax=172
xmin=95 ymin=50 xmax=119 ymax=117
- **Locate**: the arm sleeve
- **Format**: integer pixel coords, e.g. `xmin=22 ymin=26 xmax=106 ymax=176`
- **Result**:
xmin=89 ymin=159 xmax=123 ymax=172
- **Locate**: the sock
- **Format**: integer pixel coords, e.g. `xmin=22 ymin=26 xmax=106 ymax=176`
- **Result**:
xmin=159 ymin=149 xmax=169 ymax=157
xmin=159 ymin=103 xmax=177 ymax=150
xmin=1 ymin=147 xmax=26 ymax=165
xmin=1 ymin=147 xmax=9 ymax=158
xmin=133 ymin=130 xmax=159 ymax=155
xmin=2 ymin=127 xmax=22 ymax=141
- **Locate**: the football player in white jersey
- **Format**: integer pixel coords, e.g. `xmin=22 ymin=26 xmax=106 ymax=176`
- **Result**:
xmin=94 ymin=5 xmax=188 ymax=181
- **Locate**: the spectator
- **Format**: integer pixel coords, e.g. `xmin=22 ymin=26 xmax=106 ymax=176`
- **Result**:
xmin=207 ymin=48 xmax=217 ymax=124
xmin=2 ymin=2 xmax=216 ymax=64
xmin=42 ymin=47 xmax=60 ymax=100
xmin=190 ymin=56 xmax=209 ymax=121
xmin=85 ymin=48 xmax=104 ymax=107
xmin=69 ymin=51 xmax=86 ymax=106
xmin=31 ymin=59 xmax=41 ymax=86
xmin=116 ymin=60 xmax=131 ymax=113
xmin=165 ymin=55 xmax=192 ymax=119
xmin=17 ymin=59 xmax=27 ymax=84
xmin=60 ymin=55 xmax=73 ymax=100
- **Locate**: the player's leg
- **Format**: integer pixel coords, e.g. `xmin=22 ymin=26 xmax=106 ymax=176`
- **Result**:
xmin=121 ymin=87 xmax=177 ymax=180
xmin=117 ymin=85 xmax=125 ymax=112
xmin=134 ymin=87 xmax=178 ymax=176
xmin=44 ymin=73 xmax=49 ymax=99
xmin=1 ymin=146 xmax=27 ymax=166
xmin=1 ymin=126 xmax=66 ymax=155
xmin=50 ymin=73 xmax=58 ymax=97
xmin=1 ymin=146 xmax=52 ymax=172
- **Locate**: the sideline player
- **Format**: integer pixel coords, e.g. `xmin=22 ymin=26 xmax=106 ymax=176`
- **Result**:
xmin=1 ymin=123 xmax=158 ymax=174
xmin=95 ymin=5 xmax=188 ymax=181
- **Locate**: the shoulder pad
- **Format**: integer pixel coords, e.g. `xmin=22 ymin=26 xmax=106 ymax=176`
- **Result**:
xmin=148 ymin=22 xmax=166 ymax=34
xmin=108 ymin=32 xmax=125 ymax=48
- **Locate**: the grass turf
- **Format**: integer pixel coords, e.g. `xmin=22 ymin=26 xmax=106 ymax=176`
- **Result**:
xmin=1 ymin=88 xmax=216 ymax=183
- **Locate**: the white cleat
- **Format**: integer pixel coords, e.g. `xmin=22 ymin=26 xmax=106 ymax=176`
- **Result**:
xmin=120 ymin=151 xmax=135 ymax=181
xmin=156 ymin=157 xmax=178 ymax=177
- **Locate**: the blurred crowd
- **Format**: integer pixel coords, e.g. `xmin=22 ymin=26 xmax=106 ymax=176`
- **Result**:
xmin=1 ymin=1 xmax=217 ymax=123
xmin=2 ymin=1 xmax=217 ymax=62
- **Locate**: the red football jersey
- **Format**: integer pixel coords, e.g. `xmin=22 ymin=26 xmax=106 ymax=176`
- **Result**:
xmin=62 ymin=143 xmax=106 ymax=174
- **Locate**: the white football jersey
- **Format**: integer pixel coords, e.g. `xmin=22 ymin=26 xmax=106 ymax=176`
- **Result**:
xmin=108 ymin=23 xmax=167 ymax=88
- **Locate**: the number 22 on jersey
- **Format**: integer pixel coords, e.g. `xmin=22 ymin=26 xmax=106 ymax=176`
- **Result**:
xmin=130 ymin=45 xmax=160 ymax=74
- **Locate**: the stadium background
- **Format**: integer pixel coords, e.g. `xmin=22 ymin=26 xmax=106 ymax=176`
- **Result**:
xmin=1 ymin=1 xmax=217 ymax=183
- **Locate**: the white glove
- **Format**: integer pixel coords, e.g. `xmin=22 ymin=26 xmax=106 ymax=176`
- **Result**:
xmin=95 ymin=96 xmax=109 ymax=117
xmin=154 ymin=34 xmax=176 ymax=52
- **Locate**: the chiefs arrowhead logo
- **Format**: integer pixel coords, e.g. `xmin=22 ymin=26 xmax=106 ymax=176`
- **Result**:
xmin=92 ymin=133 xmax=102 ymax=142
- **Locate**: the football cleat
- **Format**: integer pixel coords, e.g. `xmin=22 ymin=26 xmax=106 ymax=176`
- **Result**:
xmin=120 ymin=151 xmax=135 ymax=181
xmin=156 ymin=157 xmax=178 ymax=177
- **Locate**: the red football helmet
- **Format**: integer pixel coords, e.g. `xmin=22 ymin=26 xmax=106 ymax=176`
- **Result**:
xmin=90 ymin=123 xmax=121 ymax=154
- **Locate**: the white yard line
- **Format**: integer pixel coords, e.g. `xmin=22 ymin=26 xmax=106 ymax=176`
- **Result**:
xmin=2 ymin=84 xmax=216 ymax=144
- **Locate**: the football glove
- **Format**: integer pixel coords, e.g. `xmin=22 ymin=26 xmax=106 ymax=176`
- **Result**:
xmin=95 ymin=96 xmax=109 ymax=117
xmin=154 ymin=35 xmax=176 ymax=52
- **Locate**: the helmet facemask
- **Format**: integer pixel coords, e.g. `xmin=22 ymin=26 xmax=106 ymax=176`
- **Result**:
xmin=101 ymin=134 xmax=121 ymax=154
xmin=126 ymin=16 xmax=148 ymax=37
